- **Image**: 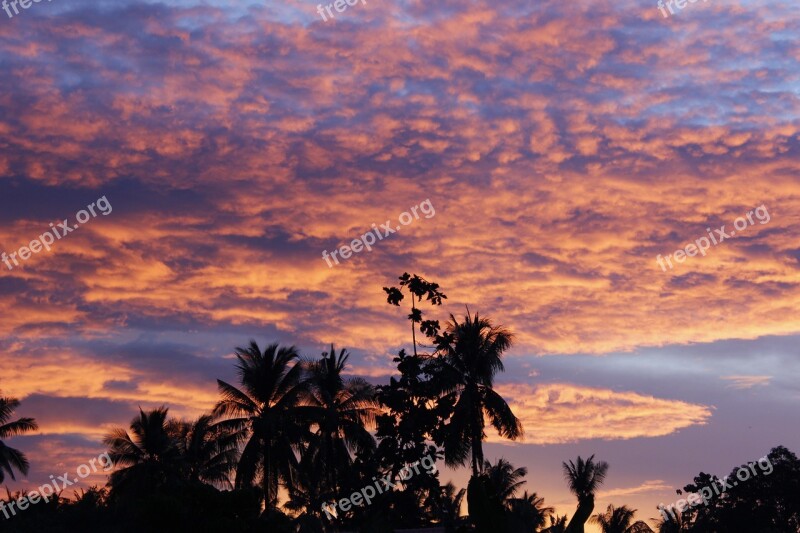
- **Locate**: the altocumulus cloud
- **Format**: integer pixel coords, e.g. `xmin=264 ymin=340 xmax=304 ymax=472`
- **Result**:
xmin=492 ymin=383 xmax=713 ymax=444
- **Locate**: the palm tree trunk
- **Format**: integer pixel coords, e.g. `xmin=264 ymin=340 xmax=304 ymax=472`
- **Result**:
xmin=263 ymin=438 xmax=272 ymax=509
xmin=566 ymin=496 xmax=595 ymax=533
xmin=411 ymin=298 xmax=418 ymax=356
xmin=471 ymin=396 xmax=485 ymax=476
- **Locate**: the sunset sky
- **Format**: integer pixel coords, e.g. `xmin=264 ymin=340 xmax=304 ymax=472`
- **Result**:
xmin=1 ymin=0 xmax=799 ymax=529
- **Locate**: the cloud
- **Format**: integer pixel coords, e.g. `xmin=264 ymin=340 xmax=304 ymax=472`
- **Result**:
xmin=492 ymin=383 xmax=713 ymax=444
xmin=721 ymin=375 xmax=773 ymax=390
xmin=598 ymin=479 xmax=672 ymax=499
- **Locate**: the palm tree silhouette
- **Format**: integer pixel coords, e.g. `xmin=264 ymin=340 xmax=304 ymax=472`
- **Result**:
xmin=213 ymin=341 xmax=309 ymax=509
xmin=468 ymin=458 xmax=541 ymax=532
xmin=0 ymin=393 xmax=38 ymax=482
xmin=171 ymin=414 xmax=239 ymax=488
xmin=542 ymin=514 xmax=569 ymax=533
xmin=284 ymin=453 xmax=328 ymax=533
xmin=483 ymin=458 xmax=528 ymax=502
xmin=304 ymin=345 xmax=379 ymax=493
xmin=103 ymin=406 xmax=183 ymax=495
xmin=439 ymin=481 xmax=467 ymax=529
xmin=591 ymin=504 xmax=653 ymax=533
xmin=508 ymin=491 xmax=555 ymax=532
xmin=654 ymin=509 xmax=689 ymax=533
xmin=435 ymin=311 xmax=523 ymax=476
xmin=562 ymin=454 xmax=609 ymax=533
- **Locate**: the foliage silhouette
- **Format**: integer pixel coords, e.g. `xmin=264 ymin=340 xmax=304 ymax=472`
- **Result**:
xmin=0 ymin=393 xmax=38 ymax=483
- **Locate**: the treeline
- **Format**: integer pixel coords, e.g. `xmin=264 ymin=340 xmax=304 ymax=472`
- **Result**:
xmin=0 ymin=274 xmax=798 ymax=532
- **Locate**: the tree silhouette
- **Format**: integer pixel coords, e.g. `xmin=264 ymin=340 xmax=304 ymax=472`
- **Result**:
xmin=170 ymin=413 xmax=239 ymax=488
xmin=654 ymin=510 xmax=688 ymax=533
xmin=466 ymin=457 xmax=554 ymax=533
xmin=304 ymin=344 xmax=380 ymax=494
xmin=0 ymin=393 xmax=38 ymax=483
xmin=507 ymin=491 xmax=555 ymax=532
xmin=439 ymin=481 xmax=467 ymax=530
xmin=213 ymin=341 xmax=310 ymax=509
xmin=591 ymin=504 xmax=653 ymax=533
xmin=283 ymin=452 xmax=329 ymax=533
xmin=542 ymin=514 xmax=570 ymax=533
xmin=563 ymin=454 xmax=609 ymax=533
xmin=103 ymin=406 xmax=184 ymax=497
xmin=383 ymin=272 xmax=447 ymax=357
xmin=434 ymin=311 xmax=523 ymax=476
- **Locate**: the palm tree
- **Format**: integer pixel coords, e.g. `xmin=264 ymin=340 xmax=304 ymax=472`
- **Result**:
xmin=213 ymin=341 xmax=310 ymax=509
xmin=283 ymin=453 xmax=328 ymax=533
xmin=484 ymin=458 xmax=528 ymax=503
xmin=467 ymin=458 xmax=529 ymax=532
xmin=0 ymin=394 xmax=38 ymax=482
xmin=435 ymin=311 xmax=523 ymax=475
xmin=171 ymin=414 xmax=240 ymax=488
xmin=542 ymin=514 xmax=569 ymax=533
xmin=654 ymin=509 xmax=688 ymax=533
xmin=562 ymin=455 xmax=609 ymax=533
xmin=103 ymin=406 xmax=183 ymax=496
xmin=591 ymin=504 xmax=653 ymax=533
xmin=438 ymin=482 xmax=467 ymax=530
xmin=507 ymin=491 xmax=555 ymax=532
xmin=303 ymin=345 xmax=380 ymax=493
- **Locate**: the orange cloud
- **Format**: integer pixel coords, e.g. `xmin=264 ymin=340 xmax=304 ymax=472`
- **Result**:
xmin=491 ymin=383 xmax=713 ymax=444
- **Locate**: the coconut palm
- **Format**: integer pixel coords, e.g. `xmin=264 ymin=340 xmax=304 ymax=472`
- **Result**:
xmin=435 ymin=312 xmax=523 ymax=475
xmin=0 ymin=394 xmax=38 ymax=482
xmin=103 ymin=406 xmax=183 ymax=496
xmin=283 ymin=453 xmax=329 ymax=533
xmin=213 ymin=341 xmax=310 ymax=508
xmin=654 ymin=509 xmax=689 ymax=533
xmin=591 ymin=504 xmax=653 ymax=533
xmin=542 ymin=514 xmax=569 ymax=533
xmin=484 ymin=458 xmax=528 ymax=502
xmin=438 ymin=482 xmax=467 ymax=529
xmin=507 ymin=491 xmax=555 ymax=532
xmin=171 ymin=413 xmax=240 ymax=488
xmin=563 ymin=455 xmax=609 ymax=533
xmin=467 ymin=458 xmax=529 ymax=531
xmin=303 ymin=345 xmax=380 ymax=493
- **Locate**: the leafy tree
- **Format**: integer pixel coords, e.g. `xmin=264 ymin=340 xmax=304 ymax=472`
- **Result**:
xmin=562 ymin=455 xmax=609 ymax=533
xmin=383 ymin=272 xmax=447 ymax=357
xmin=213 ymin=341 xmax=310 ymax=509
xmin=0 ymin=393 xmax=37 ymax=483
xmin=673 ymin=446 xmax=800 ymax=532
xmin=376 ymin=273 xmax=448 ymax=524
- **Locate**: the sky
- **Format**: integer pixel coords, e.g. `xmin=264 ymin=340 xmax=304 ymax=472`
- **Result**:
xmin=1 ymin=0 xmax=800 ymax=530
